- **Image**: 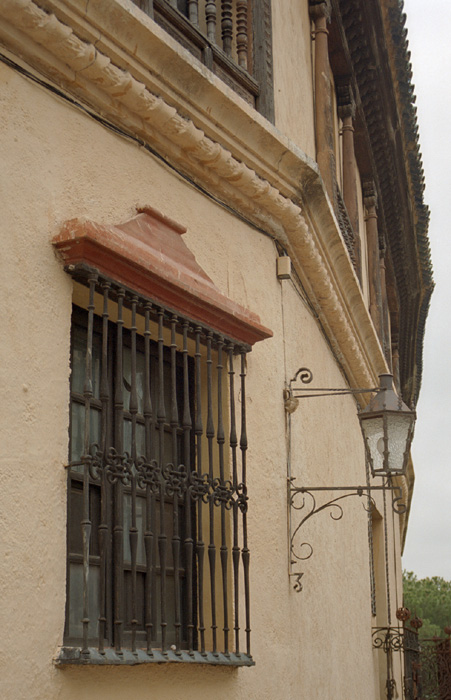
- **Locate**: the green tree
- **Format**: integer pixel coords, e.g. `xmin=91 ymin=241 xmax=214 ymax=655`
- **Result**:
xmin=403 ymin=571 xmax=451 ymax=639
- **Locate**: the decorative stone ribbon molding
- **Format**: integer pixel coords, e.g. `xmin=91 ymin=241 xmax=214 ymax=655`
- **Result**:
xmin=0 ymin=0 xmax=388 ymax=391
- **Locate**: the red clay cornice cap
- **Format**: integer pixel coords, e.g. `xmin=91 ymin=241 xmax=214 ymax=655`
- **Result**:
xmin=53 ymin=206 xmax=272 ymax=346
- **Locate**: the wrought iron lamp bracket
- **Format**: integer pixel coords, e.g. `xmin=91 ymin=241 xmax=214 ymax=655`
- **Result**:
xmin=286 ymin=366 xmax=409 ymax=592
xmin=284 ymin=366 xmax=380 ymax=409
xmin=288 ymin=480 xmax=406 ymax=591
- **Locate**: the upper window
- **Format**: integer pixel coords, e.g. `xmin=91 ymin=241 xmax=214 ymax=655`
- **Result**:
xmin=132 ymin=0 xmax=274 ymax=121
xmin=54 ymin=207 xmax=272 ymax=665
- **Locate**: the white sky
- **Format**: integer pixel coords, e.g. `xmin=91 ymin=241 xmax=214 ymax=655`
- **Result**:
xmin=400 ymin=0 xmax=451 ymax=579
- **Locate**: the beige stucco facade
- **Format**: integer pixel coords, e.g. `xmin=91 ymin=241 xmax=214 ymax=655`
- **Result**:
xmin=0 ymin=1 xmax=431 ymax=698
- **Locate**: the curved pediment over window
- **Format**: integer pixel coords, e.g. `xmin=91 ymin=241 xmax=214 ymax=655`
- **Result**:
xmin=53 ymin=206 xmax=272 ymax=347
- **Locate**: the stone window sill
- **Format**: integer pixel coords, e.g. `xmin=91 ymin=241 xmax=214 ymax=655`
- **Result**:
xmin=56 ymin=646 xmax=255 ymax=667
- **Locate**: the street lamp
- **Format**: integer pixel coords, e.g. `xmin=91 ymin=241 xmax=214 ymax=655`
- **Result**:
xmin=286 ymin=367 xmax=417 ymax=591
xmin=358 ymin=373 xmax=416 ymax=478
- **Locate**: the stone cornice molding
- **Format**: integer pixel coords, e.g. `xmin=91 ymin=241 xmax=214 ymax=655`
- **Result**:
xmin=0 ymin=0 xmax=388 ymax=391
xmin=336 ymin=80 xmax=355 ymax=120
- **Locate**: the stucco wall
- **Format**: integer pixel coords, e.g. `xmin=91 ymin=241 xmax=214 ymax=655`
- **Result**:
xmin=0 ymin=56 xmax=398 ymax=700
xmin=272 ymin=0 xmax=316 ymax=159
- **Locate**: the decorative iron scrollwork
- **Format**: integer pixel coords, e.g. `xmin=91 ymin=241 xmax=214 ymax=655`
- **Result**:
xmin=289 ymin=481 xmax=377 ymax=589
xmin=236 ymin=482 xmax=248 ymax=513
xmin=212 ymin=478 xmax=235 ymax=509
xmin=188 ymin=471 xmax=211 ymax=503
xmin=372 ymin=627 xmax=405 ymax=654
xmin=136 ymin=457 xmax=161 ymax=492
xmin=162 ymin=463 xmax=188 ymax=497
xmin=289 ymin=480 xmax=405 ymax=591
xmin=84 ymin=443 xmax=103 ymax=481
xmin=105 ymin=447 xmax=133 ymax=485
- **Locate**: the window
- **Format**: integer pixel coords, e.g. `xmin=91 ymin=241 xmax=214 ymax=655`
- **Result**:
xmin=62 ymin=269 xmax=253 ymax=665
xmin=132 ymin=0 xmax=274 ymax=121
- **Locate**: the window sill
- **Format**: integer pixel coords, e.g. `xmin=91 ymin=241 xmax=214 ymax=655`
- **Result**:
xmin=56 ymin=646 xmax=255 ymax=667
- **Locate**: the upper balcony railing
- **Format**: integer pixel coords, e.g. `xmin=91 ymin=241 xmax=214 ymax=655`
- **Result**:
xmin=132 ymin=0 xmax=274 ymax=121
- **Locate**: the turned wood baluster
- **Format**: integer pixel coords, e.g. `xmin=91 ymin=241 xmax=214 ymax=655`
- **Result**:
xmin=206 ymin=1 xmax=217 ymax=43
xmin=188 ymin=0 xmax=199 ymax=25
xmin=236 ymin=0 xmax=248 ymax=69
xmin=221 ymin=1 xmax=233 ymax=56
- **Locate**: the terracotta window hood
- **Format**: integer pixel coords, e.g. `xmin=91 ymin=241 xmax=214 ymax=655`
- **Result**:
xmin=53 ymin=206 xmax=272 ymax=347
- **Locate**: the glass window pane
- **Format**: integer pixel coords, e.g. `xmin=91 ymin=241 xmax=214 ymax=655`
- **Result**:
xmin=70 ymin=405 xmax=101 ymax=466
xmin=68 ymin=563 xmax=99 ymax=640
xmin=123 ymin=493 xmax=145 ymax=566
xmin=123 ymin=346 xmax=146 ymax=413
xmin=71 ymin=326 xmax=102 ymax=399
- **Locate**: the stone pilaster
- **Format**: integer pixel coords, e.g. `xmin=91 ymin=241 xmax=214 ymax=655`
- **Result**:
xmin=309 ymin=0 xmax=335 ymax=202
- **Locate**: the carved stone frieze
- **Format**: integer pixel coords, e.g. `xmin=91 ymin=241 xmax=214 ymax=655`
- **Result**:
xmin=0 ymin=0 xmax=388 ymax=391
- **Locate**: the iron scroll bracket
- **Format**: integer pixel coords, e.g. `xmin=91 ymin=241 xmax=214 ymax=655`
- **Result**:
xmin=286 ymin=366 xmax=380 ymax=403
xmin=288 ymin=480 xmax=406 ymax=592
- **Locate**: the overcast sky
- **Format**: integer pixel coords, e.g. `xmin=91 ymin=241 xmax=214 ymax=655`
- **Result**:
xmin=400 ymin=0 xmax=451 ymax=580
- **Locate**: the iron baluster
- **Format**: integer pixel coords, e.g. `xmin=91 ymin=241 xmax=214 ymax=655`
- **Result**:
xmin=98 ymin=281 xmax=110 ymax=653
xmin=206 ymin=332 xmax=217 ymax=653
xmin=169 ymin=315 xmax=182 ymax=653
xmin=182 ymin=320 xmax=194 ymax=654
xmin=228 ymin=343 xmax=240 ymax=655
xmin=143 ymin=303 xmax=154 ymax=654
xmin=129 ymin=296 xmax=139 ymax=652
xmin=216 ymin=338 xmax=229 ymax=655
xmin=81 ymin=273 xmax=97 ymax=656
xmin=240 ymin=350 xmax=250 ymax=657
xmin=194 ymin=327 xmax=206 ymax=654
xmin=157 ymin=308 xmax=168 ymax=652
xmin=221 ymin=1 xmax=233 ymax=56
xmin=236 ymin=0 xmax=248 ymax=69
xmin=113 ymin=288 xmax=125 ymax=654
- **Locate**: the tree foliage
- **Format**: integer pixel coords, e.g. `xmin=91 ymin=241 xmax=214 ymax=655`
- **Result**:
xmin=403 ymin=571 xmax=451 ymax=639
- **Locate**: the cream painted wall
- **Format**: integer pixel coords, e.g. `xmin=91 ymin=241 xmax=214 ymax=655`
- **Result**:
xmin=0 ymin=55 xmax=400 ymax=700
xmin=272 ymin=0 xmax=316 ymax=159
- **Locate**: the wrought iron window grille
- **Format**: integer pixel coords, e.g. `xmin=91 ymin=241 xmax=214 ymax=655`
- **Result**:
xmin=58 ymin=265 xmax=253 ymax=667
xmin=372 ymin=611 xmax=428 ymax=700
xmin=285 ymin=367 xmax=409 ymax=593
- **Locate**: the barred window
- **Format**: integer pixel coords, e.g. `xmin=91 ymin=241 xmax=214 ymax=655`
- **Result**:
xmin=62 ymin=269 xmax=253 ymax=666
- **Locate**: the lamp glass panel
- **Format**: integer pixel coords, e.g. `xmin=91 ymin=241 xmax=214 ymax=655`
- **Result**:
xmin=386 ymin=412 xmax=413 ymax=473
xmin=361 ymin=415 xmax=384 ymax=473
